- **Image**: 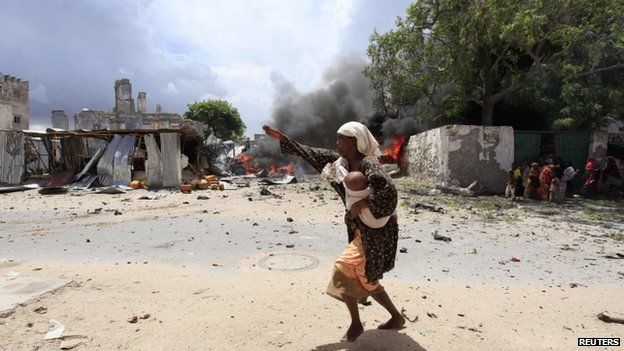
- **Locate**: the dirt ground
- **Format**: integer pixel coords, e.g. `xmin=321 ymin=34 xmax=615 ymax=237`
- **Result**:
xmin=1 ymin=176 xmax=623 ymax=350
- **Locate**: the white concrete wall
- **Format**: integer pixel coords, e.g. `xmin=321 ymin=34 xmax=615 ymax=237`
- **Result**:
xmin=406 ymin=124 xmax=514 ymax=192
xmin=0 ymin=103 xmax=12 ymax=129
xmin=51 ymin=110 xmax=69 ymax=130
xmin=406 ymin=127 xmax=445 ymax=185
xmin=589 ymin=131 xmax=609 ymax=164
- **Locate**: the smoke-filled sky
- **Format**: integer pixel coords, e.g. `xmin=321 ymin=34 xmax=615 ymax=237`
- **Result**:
xmin=1 ymin=0 xmax=412 ymax=135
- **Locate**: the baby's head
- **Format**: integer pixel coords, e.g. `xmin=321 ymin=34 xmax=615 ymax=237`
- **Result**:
xmin=343 ymin=171 xmax=368 ymax=191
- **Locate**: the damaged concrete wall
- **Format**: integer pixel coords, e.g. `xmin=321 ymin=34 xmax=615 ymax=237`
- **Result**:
xmin=0 ymin=74 xmax=29 ymax=130
xmin=71 ymin=78 xmax=204 ymax=135
xmin=114 ymin=78 xmax=134 ymax=114
xmin=0 ymin=130 xmax=25 ymax=184
xmin=137 ymin=92 xmax=147 ymax=114
xmin=406 ymin=125 xmax=514 ymax=192
xmin=589 ymin=131 xmax=609 ymax=162
xmin=406 ymin=127 xmax=445 ymax=185
xmin=51 ymin=110 xmax=69 ymax=130
xmin=74 ymin=110 xmax=114 ymax=130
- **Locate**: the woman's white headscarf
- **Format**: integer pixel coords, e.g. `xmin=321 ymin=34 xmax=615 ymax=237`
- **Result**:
xmin=337 ymin=121 xmax=381 ymax=157
xmin=321 ymin=121 xmax=380 ymax=183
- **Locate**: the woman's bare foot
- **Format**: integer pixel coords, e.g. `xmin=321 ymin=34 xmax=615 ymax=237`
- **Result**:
xmin=345 ymin=322 xmax=364 ymax=342
xmin=378 ymin=315 xmax=405 ymax=329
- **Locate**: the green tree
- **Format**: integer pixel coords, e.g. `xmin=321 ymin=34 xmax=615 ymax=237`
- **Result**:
xmin=184 ymin=100 xmax=246 ymax=140
xmin=365 ymin=0 xmax=624 ymax=129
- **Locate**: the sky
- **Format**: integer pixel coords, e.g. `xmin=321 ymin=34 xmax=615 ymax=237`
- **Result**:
xmin=0 ymin=0 xmax=412 ymax=135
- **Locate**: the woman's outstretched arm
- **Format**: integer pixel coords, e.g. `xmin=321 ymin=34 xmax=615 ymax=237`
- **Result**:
xmin=263 ymin=125 xmax=339 ymax=173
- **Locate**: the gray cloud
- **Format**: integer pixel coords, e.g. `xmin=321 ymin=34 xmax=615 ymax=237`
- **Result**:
xmin=0 ymin=0 xmax=224 ymax=128
xmin=337 ymin=0 xmax=413 ymax=56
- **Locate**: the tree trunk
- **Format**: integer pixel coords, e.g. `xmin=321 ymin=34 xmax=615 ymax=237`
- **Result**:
xmin=482 ymin=100 xmax=494 ymax=126
xmin=482 ymin=64 xmax=495 ymax=126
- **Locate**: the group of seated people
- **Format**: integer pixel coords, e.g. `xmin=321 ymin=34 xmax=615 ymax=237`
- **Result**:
xmin=505 ymin=155 xmax=622 ymax=202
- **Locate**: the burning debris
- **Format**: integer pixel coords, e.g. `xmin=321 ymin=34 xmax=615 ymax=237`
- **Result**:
xmin=202 ymin=134 xmax=298 ymax=179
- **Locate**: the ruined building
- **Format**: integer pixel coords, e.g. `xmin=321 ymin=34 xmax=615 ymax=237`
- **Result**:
xmin=57 ymin=79 xmax=203 ymax=134
xmin=0 ymin=73 xmax=29 ymax=130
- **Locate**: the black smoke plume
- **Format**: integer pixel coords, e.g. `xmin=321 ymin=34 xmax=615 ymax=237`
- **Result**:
xmin=269 ymin=56 xmax=372 ymax=149
xmin=250 ymin=56 xmax=423 ymax=174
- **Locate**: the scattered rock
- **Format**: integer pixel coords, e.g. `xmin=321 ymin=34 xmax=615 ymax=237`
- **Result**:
xmin=127 ymin=315 xmax=138 ymax=324
xmin=597 ymin=311 xmax=624 ymax=324
xmin=0 ymin=310 xmax=15 ymax=318
xmin=33 ymin=307 xmax=47 ymax=314
xmin=603 ymin=252 xmax=624 ymax=259
xmin=399 ymin=247 xmax=408 ymax=253
xmin=457 ymin=325 xmax=483 ymax=333
xmin=432 ymin=231 xmax=452 ymax=242
xmin=114 ymin=210 xmax=122 ymax=216
xmin=401 ymin=307 xmax=418 ymax=323
xmin=60 ymin=335 xmax=88 ymax=350
xmin=412 ymin=202 xmax=444 ymax=213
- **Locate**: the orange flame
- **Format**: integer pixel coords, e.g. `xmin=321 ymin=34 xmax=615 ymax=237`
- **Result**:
xmin=269 ymin=163 xmax=295 ymax=177
xmin=381 ymin=135 xmax=408 ymax=163
xmin=235 ymin=153 xmax=295 ymax=176
xmin=235 ymin=153 xmax=260 ymax=174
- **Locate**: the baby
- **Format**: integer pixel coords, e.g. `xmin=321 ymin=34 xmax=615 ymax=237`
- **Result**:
xmin=343 ymin=171 xmax=396 ymax=229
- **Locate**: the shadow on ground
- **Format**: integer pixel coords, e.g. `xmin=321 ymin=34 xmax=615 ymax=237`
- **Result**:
xmin=312 ymin=329 xmax=425 ymax=351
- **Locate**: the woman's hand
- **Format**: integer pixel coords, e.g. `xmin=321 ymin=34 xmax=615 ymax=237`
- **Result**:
xmin=349 ymin=199 xmax=367 ymax=220
xmin=263 ymin=125 xmax=285 ymax=142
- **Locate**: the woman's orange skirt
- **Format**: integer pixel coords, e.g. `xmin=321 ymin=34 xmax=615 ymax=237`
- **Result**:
xmin=325 ymin=230 xmax=384 ymax=301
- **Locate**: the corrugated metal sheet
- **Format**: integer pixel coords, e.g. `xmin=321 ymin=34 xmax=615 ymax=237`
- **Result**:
xmin=111 ymin=135 xmax=136 ymax=186
xmin=74 ymin=148 xmax=104 ymax=182
xmin=0 ymin=131 xmax=25 ymax=185
xmin=144 ymin=134 xmax=162 ymax=188
xmin=160 ymin=132 xmax=182 ymax=187
xmin=96 ymin=135 xmax=136 ymax=186
xmin=96 ymin=134 xmax=122 ymax=186
xmin=60 ymin=136 xmax=87 ymax=171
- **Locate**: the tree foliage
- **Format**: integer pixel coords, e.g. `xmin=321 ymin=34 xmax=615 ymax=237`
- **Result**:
xmin=364 ymin=0 xmax=624 ymax=129
xmin=184 ymin=100 xmax=246 ymax=140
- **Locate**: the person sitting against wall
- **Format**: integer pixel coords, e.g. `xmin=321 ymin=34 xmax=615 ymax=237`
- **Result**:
xmin=549 ymin=167 xmax=563 ymax=202
xmin=505 ymin=163 xmax=517 ymax=201
xmin=581 ymin=156 xmax=599 ymax=199
xmin=519 ymin=160 xmax=530 ymax=196
xmin=559 ymin=161 xmax=578 ymax=198
xmin=523 ymin=163 xmax=541 ymax=199
xmin=538 ymin=164 xmax=557 ymax=201
xmin=603 ymin=156 xmax=622 ymax=201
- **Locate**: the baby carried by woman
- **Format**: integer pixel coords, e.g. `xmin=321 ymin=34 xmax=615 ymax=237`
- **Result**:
xmin=322 ymin=159 xmax=396 ymax=229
